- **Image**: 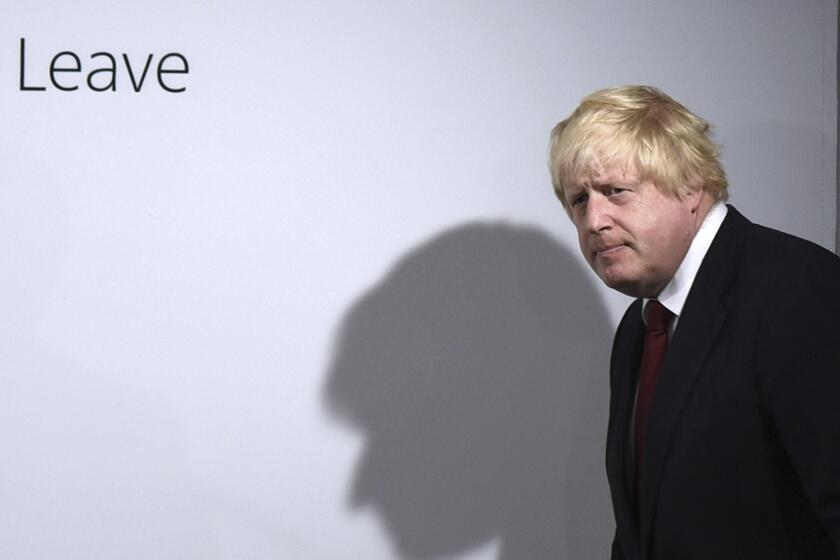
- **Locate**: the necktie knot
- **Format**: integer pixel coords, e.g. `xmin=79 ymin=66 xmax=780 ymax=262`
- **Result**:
xmin=645 ymin=300 xmax=673 ymax=333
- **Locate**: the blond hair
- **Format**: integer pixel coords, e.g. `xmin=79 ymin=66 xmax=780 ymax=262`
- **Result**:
xmin=549 ymin=85 xmax=728 ymax=210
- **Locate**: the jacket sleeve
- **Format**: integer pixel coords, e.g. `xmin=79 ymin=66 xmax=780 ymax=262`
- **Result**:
xmin=611 ymin=529 xmax=626 ymax=560
xmin=756 ymin=251 xmax=840 ymax=554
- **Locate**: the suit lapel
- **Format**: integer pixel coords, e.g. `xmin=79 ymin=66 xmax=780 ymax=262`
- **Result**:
xmin=607 ymin=298 xmax=644 ymax=558
xmin=638 ymin=206 xmax=750 ymax=557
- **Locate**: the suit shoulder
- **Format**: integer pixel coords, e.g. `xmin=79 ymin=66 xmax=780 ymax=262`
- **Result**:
xmin=743 ymin=222 xmax=840 ymax=291
xmin=615 ymin=298 xmax=643 ymax=333
xmin=611 ymin=299 xmax=643 ymax=356
xmin=610 ymin=298 xmax=643 ymax=385
xmin=747 ymin=223 xmax=835 ymax=257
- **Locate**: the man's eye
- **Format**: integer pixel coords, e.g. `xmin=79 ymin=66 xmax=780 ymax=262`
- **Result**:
xmin=570 ymin=193 xmax=588 ymax=207
xmin=606 ymin=186 xmax=628 ymax=196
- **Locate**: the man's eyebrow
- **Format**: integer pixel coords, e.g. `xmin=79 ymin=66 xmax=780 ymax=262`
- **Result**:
xmin=591 ymin=179 xmax=633 ymax=188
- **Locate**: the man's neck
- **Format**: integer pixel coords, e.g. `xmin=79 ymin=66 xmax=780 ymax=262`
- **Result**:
xmin=648 ymin=201 xmax=728 ymax=324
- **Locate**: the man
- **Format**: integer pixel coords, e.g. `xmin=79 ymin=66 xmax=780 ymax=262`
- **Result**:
xmin=548 ymin=85 xmax=840 ymax=559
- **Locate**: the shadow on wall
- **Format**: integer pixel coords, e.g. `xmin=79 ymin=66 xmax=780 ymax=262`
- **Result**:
xmin=324 ymin=223 xmax=613 ymax=559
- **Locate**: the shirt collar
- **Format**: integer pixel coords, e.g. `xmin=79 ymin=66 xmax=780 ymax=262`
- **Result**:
xmin=644 ymin=202 xmax=728 ymax=322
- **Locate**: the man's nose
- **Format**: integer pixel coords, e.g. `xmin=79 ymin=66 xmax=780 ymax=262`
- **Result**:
xmin=584 ymin=195 xmax=611 ymax=232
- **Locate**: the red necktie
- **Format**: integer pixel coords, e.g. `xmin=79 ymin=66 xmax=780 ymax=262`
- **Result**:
xmin=634 ymin=300 xmax=673 ymax=500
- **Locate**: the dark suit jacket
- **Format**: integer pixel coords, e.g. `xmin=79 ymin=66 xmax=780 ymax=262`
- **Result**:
xmin=608 ymin=206 xmax=840 ymax=560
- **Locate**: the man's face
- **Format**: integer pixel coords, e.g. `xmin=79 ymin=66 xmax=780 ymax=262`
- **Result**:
xmin=564 ymin=164 xmax=701 ymax=298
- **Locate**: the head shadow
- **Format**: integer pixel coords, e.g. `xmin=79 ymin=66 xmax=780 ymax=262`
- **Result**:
xmin=324 ymin=222 xmax=613 ymax=559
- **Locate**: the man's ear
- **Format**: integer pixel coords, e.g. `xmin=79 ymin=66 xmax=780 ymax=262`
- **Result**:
xmin=685 ymin=185 xmax=705 ymax=214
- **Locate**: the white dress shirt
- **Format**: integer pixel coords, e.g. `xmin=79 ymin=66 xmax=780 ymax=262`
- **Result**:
xmin=642 ymin=202 xmax=728 ymax=333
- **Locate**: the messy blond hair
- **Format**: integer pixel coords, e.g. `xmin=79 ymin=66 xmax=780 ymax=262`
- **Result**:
xmin=549 ymin=85 xmax=728 ymax=211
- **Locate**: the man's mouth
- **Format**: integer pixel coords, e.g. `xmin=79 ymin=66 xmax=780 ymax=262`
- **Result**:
xmin=594 ymin=243 xmax=626 ymax=257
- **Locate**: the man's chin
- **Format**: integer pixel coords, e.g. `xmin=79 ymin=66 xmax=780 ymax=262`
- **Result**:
xmin=598 ymin=273 xmax=662 ymax=299
xmin=606 ymin=281 xmax=643 ymax=298
xmin=596 ymin=270 xmax=645 ymax=298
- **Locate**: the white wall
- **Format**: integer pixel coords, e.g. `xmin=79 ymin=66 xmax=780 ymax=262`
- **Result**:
xmin=1 ymin=1 xmax=835 ymax=558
